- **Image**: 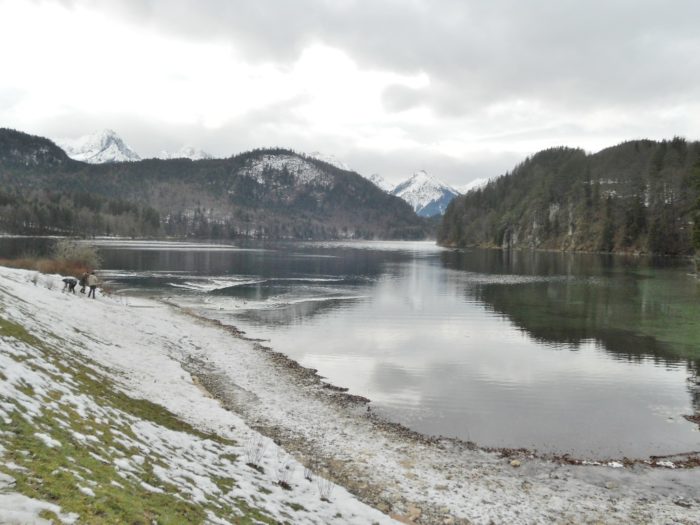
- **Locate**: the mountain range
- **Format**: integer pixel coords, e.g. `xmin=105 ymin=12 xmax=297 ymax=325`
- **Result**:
xmin=55 ymin=131 xmax=466 ymax=217
xmin=4 ymin=128 xmax=696 ymax=255
xmin=305 ymin=156 xmax=462 ymax=217
xmin=58 ymin=130 xmax=214 ymax=163
xmin=158 ymin=145 xmax=213 ymax=161
xmin=0 ymin=128 xmax=430 ymax=240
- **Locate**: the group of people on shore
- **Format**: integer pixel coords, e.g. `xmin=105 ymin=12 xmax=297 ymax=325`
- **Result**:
xmin=62 ymin=271 xmax=99 ymax=298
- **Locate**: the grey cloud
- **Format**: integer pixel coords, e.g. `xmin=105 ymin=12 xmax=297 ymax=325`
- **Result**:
xmin=30 ymin=108 xmax=514 ymax=187
xmin=34 ymin=93 xmax=312 ymax=157
xmin=74 ymin=0 xmax=700 ymax=115
xmin=14 ymin=0 xmax=700 ymax=187
xmin=381 ymin=84 xmax=427 ymax=112
xmin=0 ymin=87 xmax=24 ymax=112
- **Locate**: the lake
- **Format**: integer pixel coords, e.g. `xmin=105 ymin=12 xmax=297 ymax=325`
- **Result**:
xmin=3 ymin=237 xmax=699 ymax=458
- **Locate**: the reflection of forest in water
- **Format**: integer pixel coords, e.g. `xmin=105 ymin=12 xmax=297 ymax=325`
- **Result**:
xmin=441 ymin=248 xmax=700 ymax=416
xmin=441 ymin=249 xmax=699 ymax=363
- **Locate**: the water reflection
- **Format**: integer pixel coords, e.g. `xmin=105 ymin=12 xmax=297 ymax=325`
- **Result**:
xmin=1 ymin=237 xmax=698 ymax=457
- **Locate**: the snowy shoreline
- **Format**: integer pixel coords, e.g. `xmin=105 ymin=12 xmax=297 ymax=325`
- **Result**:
xmin=1 ymin=266 xmax=699 ymax=524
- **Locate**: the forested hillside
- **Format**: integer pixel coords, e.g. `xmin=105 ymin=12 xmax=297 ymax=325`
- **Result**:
xmin=0 ymin=129 xmax=430 ymax=240
xmin=439 ymin=139 xmax=700 ymax=255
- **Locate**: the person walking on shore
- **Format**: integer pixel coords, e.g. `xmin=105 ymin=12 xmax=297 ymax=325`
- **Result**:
xmin=79 ymin=272 xmax=88 ymax=294
xmin=87 ymin=271 xmax=99 ymax=299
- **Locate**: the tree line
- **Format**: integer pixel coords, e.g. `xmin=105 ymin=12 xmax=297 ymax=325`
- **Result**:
xmin=0 ymin=189 xmax=161 ymax=237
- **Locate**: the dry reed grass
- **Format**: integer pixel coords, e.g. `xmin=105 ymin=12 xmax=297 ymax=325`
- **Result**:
xmin=0 ymin=257 xmax=91 ymax=277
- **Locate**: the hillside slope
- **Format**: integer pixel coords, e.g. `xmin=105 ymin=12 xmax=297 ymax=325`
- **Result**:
xmin=0 ymin=266 xmax=396 ymax=524
xmin=0 ymin=129 xmax=429 ymax=240
xmin=439 ymin=139 xmax=700 ymax=255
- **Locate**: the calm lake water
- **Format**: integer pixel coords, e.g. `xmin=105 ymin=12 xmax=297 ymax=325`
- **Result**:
xmin=3 ymin=237 xmax=699 ymax=458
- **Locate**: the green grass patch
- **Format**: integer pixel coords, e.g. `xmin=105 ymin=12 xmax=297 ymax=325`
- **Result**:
xmin=0 ymin=311 xmax=283 ymax=524
xmin=0 ymin=316 xmax=44 ymax=348
xmin=1 ymin=410 xmax=207 ymax=525
xmin=213 ymin=475 xmax=237 ymax=494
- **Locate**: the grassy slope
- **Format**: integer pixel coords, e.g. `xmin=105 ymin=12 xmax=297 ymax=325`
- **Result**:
xmin=0 ymin=313 xmax=281 ymax=524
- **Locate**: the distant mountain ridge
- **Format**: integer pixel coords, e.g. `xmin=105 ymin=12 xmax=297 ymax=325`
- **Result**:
xmin=57 ymin=129 xmax=141 ymax=163
xmin=0 ymin=128 xmax=431 ymax=240
xmin=158 ymin=145 xmax=213 ymax=161
xmin=53 ymin=133 xmax=460 ymax=217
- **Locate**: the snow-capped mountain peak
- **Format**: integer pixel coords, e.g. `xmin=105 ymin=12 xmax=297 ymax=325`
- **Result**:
xmin=57 ymin=129 xmax=140 ymax=163
xmin=159 ymin=145 xmax=213 ymax=161
xmin=391 ymin=170 xmax=460 ymax=217
xmin=368 ymin=173 xmax=394 ymax=192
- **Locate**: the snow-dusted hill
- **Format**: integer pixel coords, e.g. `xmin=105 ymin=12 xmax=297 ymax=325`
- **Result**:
xmin=57 ymin=129 xmax=140 ymax=163
xmin=391 ymin=170 xmax=460 ymax=217
xmin=159 ymin=145 xmax=213 ymax=161
xmin=241 ymin=153 xmax=333 ymax=187
xmin=0 ymin=266 xmax=395 ymax=525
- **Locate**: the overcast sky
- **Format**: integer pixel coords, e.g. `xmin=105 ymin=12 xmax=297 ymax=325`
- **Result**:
xmin=2 ymin=0 xmax=699 ymax=186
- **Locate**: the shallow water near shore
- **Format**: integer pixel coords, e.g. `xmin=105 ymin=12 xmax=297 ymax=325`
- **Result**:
xmin=3 ymin=237 xmax=699 ymax=458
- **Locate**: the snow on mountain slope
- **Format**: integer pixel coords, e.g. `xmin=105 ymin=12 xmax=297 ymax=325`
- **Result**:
xmin=159 ymin=145 xmax=214 ymax=160
xmin=391 ymin=170 xmax=460 ymax=217
xmin=57 ymin=129 xmax=140 ymax=163
xmin=306 ymin=151 xmax=351 ymax=171
xmin=368 ymin=173 xmax=394 ymax=192
xmin=458 ymin=177 xmax=491 ymax=194
xmin=241 ymin=153 xmax=333 ymax=186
